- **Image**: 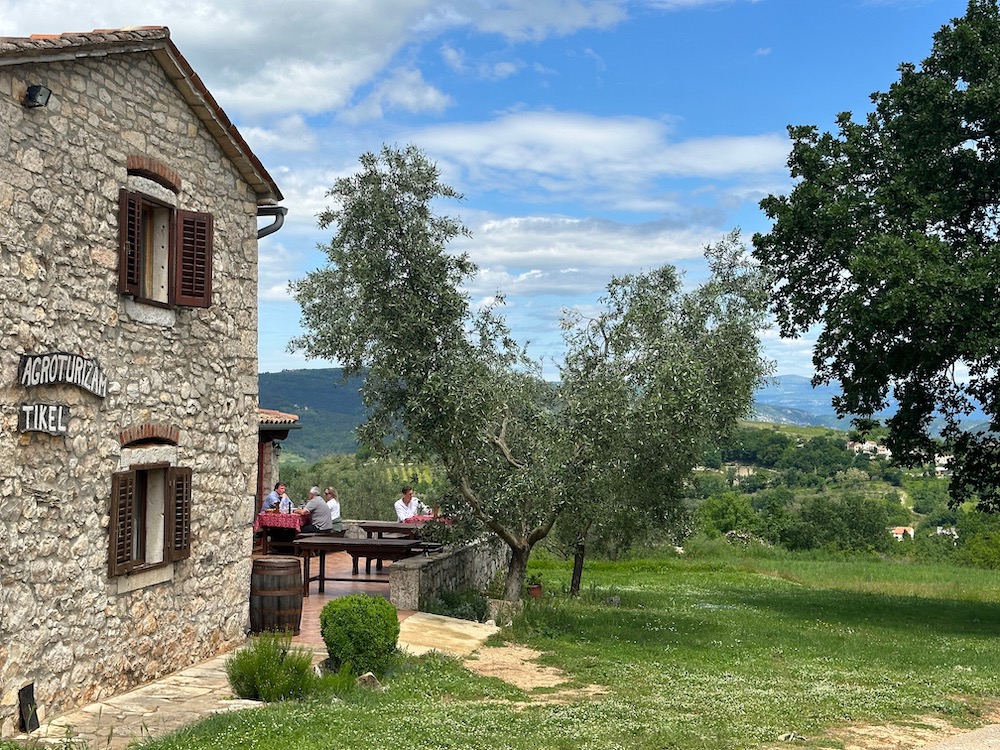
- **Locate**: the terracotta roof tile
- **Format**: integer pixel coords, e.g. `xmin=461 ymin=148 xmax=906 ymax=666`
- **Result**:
xmin=258 ymin=408 xmax=300 ymax=426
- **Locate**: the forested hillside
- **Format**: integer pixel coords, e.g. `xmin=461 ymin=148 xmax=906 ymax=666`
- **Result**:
xmin=259 ymin=369 xmax=987 ymax=461
xmin=258 ymin=368 xmax=366 ymax=461
xmin=259 ymin=369 xmax=865 ymax=460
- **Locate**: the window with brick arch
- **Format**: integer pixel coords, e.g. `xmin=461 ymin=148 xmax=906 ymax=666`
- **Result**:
xmin=109 ymin=465 xmax=192 ymax=577
xmin=118 ymin=189 xmax=213 ymax=308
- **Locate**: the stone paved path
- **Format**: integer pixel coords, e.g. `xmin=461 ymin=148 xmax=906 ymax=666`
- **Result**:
xmin=12 ymin=574 xmax=497 ymax=750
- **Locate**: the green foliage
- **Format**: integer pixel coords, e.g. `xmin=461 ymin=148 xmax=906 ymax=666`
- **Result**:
xmin=956 ymin=511 xmax=1000 ymax=569
xmin=752 ymin=0 xmax=1000 ymax=509
xmin=720 ymin=425 xmax=793 ymax=467
xmin=881 ymin=491 xmax=916 ymax=527
xmin=906 ymin=475 xmax=953 ymax=515
xmin=481 ymin=565 xmax=507 ymax=600
xmin=289 ymin=144 xmax=771 ymax=602
xmin=781 ymin=492 xmax=891 ymax=553
xmin=319 ymin=594 xmax=400 ymax=676
xmin=224 ymin=632 xmax=316 ymax=702
xmin=689 ymin=471 xmax=730 ymax=499
xmin=696 ymin=491 xmax=756 ymax=537
xmin=421 ymin=588 xmax=488 ymax=622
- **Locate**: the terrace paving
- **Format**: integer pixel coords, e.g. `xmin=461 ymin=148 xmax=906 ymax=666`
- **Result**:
xmin=13 ymin=552 xmax=497 ymax=750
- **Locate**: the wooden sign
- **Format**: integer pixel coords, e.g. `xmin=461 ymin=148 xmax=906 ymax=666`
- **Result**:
xmin=19 ymin=403 xmax=70 ymax=435
xmin=18 ymin=352 xmax=107 ymax=398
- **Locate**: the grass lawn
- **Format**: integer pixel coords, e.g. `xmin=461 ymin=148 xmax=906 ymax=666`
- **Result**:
xmin=48 ymin=550 xmax=1000 ymax=749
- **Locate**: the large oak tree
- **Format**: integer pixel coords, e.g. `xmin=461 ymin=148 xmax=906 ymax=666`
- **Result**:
xmin=753 ymin=1 xmax=1000 ymax=510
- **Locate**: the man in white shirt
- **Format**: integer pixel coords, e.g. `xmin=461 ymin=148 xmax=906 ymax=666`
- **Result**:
xmin=394 ymin=486 xmax=428 ymax=521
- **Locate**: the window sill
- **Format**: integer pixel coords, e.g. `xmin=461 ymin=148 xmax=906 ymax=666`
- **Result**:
xmin=122 ymin=297 xmax=177 ymax=327
xmin=111 ymin=562 xmax=174 ymax=594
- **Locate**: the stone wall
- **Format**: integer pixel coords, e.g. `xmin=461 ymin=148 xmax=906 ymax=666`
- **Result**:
xmin=0 ymin=52 xmax=261 ymax=735
xmin=389 ymin=539 xmax=510 ymax=612
xmin=339 ymin=520 xmax=510 ymax=611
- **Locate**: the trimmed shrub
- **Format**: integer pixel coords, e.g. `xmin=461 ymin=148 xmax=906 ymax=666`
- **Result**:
xmin=320 ymin=594 xmax=400 ymax=676
xmin=225 ymin=631 xmax=316 ymax=701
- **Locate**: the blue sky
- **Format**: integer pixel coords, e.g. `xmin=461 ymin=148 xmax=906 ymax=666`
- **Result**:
xmin=1 ymin=0 xmax=972 ymax=378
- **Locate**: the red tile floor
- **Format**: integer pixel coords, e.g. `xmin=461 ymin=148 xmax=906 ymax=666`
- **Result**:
xmin=254 ymin=550 xmax=416 ymax=648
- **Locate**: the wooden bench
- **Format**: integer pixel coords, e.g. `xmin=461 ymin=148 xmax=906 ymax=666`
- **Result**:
xmin=292 ymin=537 xmax=422 ymax=596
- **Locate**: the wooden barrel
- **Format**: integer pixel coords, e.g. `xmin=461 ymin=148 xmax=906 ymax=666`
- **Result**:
xmin=249 ymin=556 xmax=303 ymax=635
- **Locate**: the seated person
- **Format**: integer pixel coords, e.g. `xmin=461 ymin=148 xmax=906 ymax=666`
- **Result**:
xmin=261 ymin=481 xmax=287 ymax=511
xmin=295 ymin=486 xmax=333 ymax=532
xmin=324 ymin=487 xmax=345 ymax=532
xmin=394 ymin=485 xmax=430 ymax=522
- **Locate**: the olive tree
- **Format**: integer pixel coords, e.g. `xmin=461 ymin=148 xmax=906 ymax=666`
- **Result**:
xmin=291 ymin=145 xmax=566 ymax=600
xmin=556 ymin=231 xmax=772 ymax=591
xmin=291 ymin=145 xmax=770 ymax=600
xmin=752 ymin=1 xmax=1000 ymax=509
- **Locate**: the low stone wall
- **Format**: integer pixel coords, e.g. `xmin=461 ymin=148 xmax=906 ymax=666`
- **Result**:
xmin=339 ymin=520 xmax=509 ymax=612
xmin=341 ymin=520 xmax=368 ymax=539
xmin=389 ymin=538 xmax=510 ymax=612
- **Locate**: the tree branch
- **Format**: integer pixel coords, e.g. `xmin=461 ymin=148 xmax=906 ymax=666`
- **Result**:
xmin=492 ymin=408 xmax=527 ymax=470
xmin=458 ymin=475 xmax=521 ymax=550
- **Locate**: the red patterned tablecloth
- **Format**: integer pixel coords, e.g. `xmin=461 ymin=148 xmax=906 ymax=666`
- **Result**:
xmin=253 ymin=512 xmax=309 ymax=532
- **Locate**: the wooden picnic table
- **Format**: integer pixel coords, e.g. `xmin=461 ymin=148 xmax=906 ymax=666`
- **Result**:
xmin=358 ymin=520 xmax=424 ymax=539
xmin=292 ymin=536 xmax=422 ymax=596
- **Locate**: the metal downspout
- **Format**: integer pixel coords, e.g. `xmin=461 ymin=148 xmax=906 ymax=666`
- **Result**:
xmin=257 ymin=205 xmax=287 ymax=239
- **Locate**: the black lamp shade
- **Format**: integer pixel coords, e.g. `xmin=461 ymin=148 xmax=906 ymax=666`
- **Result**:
xmin=23 ymin=84 xmax=51 ymax=108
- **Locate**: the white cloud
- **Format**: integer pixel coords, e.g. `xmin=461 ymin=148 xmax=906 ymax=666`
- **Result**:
xmin=439 ymin=43 xmax=523 ymax=80
xmin=341 ymin=68 xmax=453 ymax=123
xmin=442 ymin=0 xmax=629 ymax=42
xmin=409 ymin=111 xmax=789 ymax=211
xmin=440 ymin=43 xmax=467 ymax=73
xmin=463 ymin=214 xmax=717 ymax=271
xmin=584 ymin=47 xmax=608 ymax=70
xmin=240 ymin=115 xmax=318 ymax=153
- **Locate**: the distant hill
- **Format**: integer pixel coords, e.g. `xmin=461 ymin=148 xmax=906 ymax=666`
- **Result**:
xmin=751 ymin=374 xmax=878 ymax=429
xmin=259 ymin=368 xmax=366 ymax=461
xmin=259 ymin=369 xmax=986 ymax=460
xmin=753 ymin=374 xmax=990 ymax=435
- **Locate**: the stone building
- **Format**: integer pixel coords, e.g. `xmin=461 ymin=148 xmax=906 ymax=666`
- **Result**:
xmin=0 ymin=28 xmax=283 ymax=736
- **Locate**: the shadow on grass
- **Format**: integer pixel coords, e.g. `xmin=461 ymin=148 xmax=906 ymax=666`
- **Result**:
xmin=729 ymin=586 xmax=1000 ymax=639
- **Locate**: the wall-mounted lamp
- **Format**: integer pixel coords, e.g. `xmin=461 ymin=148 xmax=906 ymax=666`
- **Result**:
xmin=22 ymin=84 xmax=51 ymax=108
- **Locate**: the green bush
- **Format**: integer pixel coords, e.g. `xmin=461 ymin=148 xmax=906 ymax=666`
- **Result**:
xmin=959 ymin=528 xmax=1000 ymax=569
xmin=225 ymin=631 xmax=316 ymax=702
xmin=422 ymin=588 xmax=488 ymax=622
xmin=320 ymin=594 xmax=400 ymax=676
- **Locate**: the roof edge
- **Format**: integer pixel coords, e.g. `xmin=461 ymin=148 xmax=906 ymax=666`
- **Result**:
xmin=0 ymin=27 xmax=283 ymax=203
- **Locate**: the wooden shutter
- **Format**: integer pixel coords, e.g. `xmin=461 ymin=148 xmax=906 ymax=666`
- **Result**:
xmin=109 ymin=470 xmax=137 ymax=576
xmin=166 ymin=466 xmax=192 ymax=562
xmin=174 ymin=210 xmax=213 ymax=307
xmin=118 ymin=189 xmax=142 ymax=296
